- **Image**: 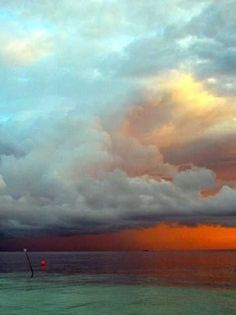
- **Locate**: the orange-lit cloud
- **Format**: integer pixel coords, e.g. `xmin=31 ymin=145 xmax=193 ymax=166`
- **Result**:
xmin=121 ymin=73 xmax=236 ymax=149
xmin=117 ymin=72 xmax=236 ymax=181
xmin=108 ymin=134 xmax=176 ymax=179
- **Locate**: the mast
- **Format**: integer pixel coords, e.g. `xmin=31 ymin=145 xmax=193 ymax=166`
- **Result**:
xmin=23 ymin=248 xmax=34 ymax=278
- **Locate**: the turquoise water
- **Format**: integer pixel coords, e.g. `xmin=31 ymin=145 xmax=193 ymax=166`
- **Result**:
xmin=0 ymin=251 xmax=236 ymax=314
xmin=1 ymin=274 xmax=236 ymax=315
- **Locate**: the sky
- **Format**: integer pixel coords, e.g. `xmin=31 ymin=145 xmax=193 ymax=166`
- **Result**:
xmin=0 ymin=0 xmax=236 ymax=250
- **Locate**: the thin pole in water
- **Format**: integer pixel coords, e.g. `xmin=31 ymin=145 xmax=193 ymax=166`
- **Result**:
xmin=23 ymin=248 xmax=34 ymax=278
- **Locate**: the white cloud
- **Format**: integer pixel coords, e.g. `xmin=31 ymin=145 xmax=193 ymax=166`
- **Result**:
xmin=1 ymin=30 xmax=53 ymax=66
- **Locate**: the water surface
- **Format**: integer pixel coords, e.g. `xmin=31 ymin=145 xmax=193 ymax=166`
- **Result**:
xmin=0 ymin=251 xmax=236 ymax=314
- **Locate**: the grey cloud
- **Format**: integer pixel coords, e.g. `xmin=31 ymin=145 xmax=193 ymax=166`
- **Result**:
xmin=103 ymin=36 xmax=183 ymax=78
xmin=187 ymin=0 xmax=236 ymax=45
xmin=1 ymin=166 xmax=236 ymax=236
xmin=0 ymin=115 xmax=236 ymax=237
xmin=176 ymin=0 xmax=236 ymax=94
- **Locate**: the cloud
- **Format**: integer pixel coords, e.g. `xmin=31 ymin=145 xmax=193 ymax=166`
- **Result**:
xmin=173 ymin=1 xmax=236 ymax=94
xmin=116 ymin=72 xmax=236 ymax=185
xmin=1 ymin=30 xmax=53 ymax=66
xmin=164 ymin=132 xmax=236 ymax=180
xmin=120 ymin=72 xmax=236 ymax=149
xmin=1 ymin=158 xmax=236 ymax=236
xmin=104 ymin=36 xmax=182 ymax=78
xmin=0 ymin=107 xmax=236 ymax=237
xmin=0 ymin=1 xmax=236 ymax=238
xmin=1 ymin=0 xmax=198 ymax=34
xmin=108 ymin=134 xmax=176 ymax=178
xmin=0 ymin=11 xmax=54 ymax=67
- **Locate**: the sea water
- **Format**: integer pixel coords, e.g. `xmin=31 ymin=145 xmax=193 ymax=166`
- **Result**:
xmin=0 ymin=251 xmax=236 ymax=314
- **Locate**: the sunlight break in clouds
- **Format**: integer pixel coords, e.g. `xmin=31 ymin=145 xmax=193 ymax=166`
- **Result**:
xmin=121 ymin=72 xmax=236 ymax=150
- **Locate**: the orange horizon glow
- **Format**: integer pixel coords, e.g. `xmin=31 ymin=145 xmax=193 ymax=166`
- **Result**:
xmin=120 ymin=224 xmax=236 ymax=250
xmin=5 ymin=224 xmax=236 ymax=251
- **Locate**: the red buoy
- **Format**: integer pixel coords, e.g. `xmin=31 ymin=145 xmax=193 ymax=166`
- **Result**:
xmin=40 ymin=259 xmax=46 ymax=267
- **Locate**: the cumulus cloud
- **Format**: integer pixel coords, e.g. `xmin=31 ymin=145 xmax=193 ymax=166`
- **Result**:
xmin=174 ymin=0 xmax=236 ymax=94
xmin=0 ymin=107 xmax=236 ymax=237
xmin=119 ymin=72 xmax=236 ymax=149
xmin=1 ymin=160 xmax=236 ymax=236
xmin=116 ymin=72 xmax=236 ymax=185
xmin=0 ymin=0 xmax=236 ymax=237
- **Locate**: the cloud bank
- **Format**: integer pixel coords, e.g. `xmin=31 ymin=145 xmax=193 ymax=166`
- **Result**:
xmin=1 ymin=73 xmax=236 ymax=236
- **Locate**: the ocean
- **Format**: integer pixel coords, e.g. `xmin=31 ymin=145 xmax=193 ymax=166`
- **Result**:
xmin=0 ymin=251 xmax=236 ymax=314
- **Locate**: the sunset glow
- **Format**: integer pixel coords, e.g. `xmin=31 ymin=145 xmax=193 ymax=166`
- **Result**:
xmin=3 ymin=224 xmax=236 ymax=251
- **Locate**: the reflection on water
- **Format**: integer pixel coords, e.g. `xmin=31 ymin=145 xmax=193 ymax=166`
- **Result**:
xmin=0 ymin=251 xmax=236 ymax=288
